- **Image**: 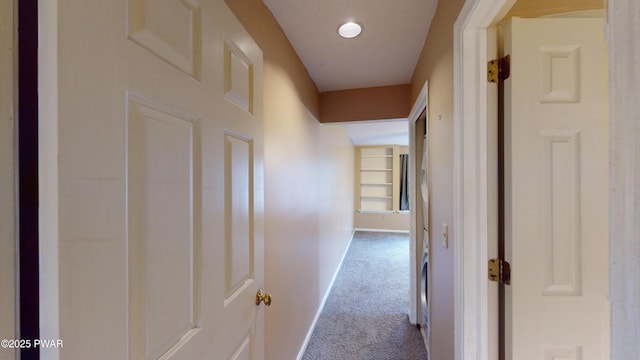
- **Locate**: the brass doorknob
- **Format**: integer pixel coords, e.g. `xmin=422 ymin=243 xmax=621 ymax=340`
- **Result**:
xmin=255 ymin=289 xmax=272 ymax=306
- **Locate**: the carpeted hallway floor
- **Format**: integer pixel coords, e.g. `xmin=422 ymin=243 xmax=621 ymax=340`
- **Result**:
xmin=301 ymin=231 xmax=428 ymax=360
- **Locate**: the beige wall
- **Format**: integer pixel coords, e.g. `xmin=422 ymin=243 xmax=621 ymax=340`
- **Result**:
xmin=226 ymin=1 xmax=355 ymax=359
xmin=410 ymin=0 xmax=465 ymax=358
xmin=320 ymin=85 xmax=410 ymax=123
xmin=506 ymin=0 xmax=603 ymax=18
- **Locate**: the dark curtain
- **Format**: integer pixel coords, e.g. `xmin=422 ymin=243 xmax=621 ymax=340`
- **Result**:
xmin=399 ymin=154 xmax=409 ymax=210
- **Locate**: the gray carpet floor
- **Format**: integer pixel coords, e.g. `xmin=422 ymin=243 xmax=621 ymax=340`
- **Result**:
xmin=302 ymin=231 xmax=428 ymax=360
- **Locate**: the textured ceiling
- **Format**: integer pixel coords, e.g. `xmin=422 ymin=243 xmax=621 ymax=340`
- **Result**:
xmin=263 ymin=0 xmax=438 ymax=92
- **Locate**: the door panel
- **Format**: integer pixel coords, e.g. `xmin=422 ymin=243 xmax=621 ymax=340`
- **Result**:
xmin=224 ymin=133 xmax=254 ymax=300
xmin=503 ymin=17 xmax=609 ymax=360
xmin=127 ymin=0 xmax=202 ymax=78
xmin=55 ymin=1 xmax=264 ymax=359
xmin=127 ymin=95 xmax=202 ymax=360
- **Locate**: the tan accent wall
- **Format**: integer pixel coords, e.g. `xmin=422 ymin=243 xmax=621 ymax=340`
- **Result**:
xmin=226 ymin=1 xmax=355 ymax=359
xmin=320 ymin=84 xmax=411 ymax=123
xmin=410 ymin=0 xmax=465 ymax=358
xmin=506 ymin=0 xmax=604 ymax=18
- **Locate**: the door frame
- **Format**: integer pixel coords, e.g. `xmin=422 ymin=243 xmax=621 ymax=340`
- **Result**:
xmin=38 ymin=1 xmax=61 ymax=358
xmin=1 ymin=0 xmax=18 ymax=358
xmin=408 ymin=81 xmax=428 ymax=326
xmin=452 ymin=1 xmax=515 ymax=359
xmin=453 ymin=1 xmax=640 ymax=360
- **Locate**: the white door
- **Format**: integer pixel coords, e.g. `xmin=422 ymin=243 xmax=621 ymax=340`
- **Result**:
xmin=503 ymin=17 xmax=609 ymax=360
xmin=51 ymin=1 xmax=265 ymax=359
xmin=0 ymin=1 xmax=15 ymax=359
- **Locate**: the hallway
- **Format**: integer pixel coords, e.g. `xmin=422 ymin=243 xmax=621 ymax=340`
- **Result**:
xmin=4 ymin=1 xmax=637 ymax=359
xmin=302 ymin=232 xmax=427 ymax=360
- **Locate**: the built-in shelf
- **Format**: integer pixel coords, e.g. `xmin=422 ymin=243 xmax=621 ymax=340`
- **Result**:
xmin=357 ymin=145 xmax=401 ymax=212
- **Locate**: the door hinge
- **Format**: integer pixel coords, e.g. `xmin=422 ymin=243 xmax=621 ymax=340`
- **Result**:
xmin=488 ymin=258 xmax=511 ymax=285
xmin=487 ymin=55 xmax=510 ymax=83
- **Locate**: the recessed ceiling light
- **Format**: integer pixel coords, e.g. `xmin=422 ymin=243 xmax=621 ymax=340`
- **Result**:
xmin=338 ymin=22 xmax=362 ymax=39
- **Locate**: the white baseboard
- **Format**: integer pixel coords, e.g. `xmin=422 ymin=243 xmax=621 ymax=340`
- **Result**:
xmin=296 ymin=230 xmax=356 ymax=360
xmin=354 ymin=228 xmax=410 ymax=234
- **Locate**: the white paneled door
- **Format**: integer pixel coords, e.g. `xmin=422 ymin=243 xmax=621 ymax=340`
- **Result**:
xmin=0 ymin=1 xmax=15 ymax=359
xmin=53 ymin=1 xmax=265 ymax=359
xmin=503 ymin=17 xmax=609 ymax=360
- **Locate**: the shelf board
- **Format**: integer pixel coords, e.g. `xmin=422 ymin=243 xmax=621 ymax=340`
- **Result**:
xmin=360 ymin=183 xmax=392 ymax=186
xmin=360 ymin=168 xmax=392 ymax=172
xmin=360 ymin=155 xmax=393 ymax=158
xmin=357 ymin=210 xmax=395 ymax=214
xmin=361 ymin=196 xmax=393 ymax=199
